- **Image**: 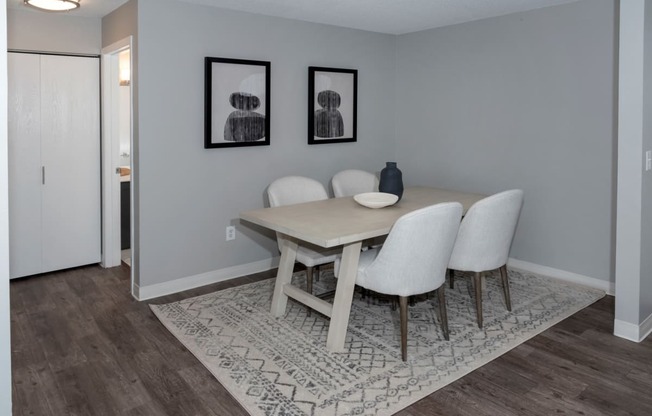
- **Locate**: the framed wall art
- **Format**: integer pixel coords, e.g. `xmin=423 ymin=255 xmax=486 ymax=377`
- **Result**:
xmin=204 ymin=57 xmax=271 ymax=148
xmin=308 ymin=66 xmax=357 ymax=145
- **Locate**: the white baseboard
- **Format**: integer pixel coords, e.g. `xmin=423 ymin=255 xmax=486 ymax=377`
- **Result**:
xmin=613 ymin=319 xmax=640 ymax=342
xmin=640 ymin=313 xmax=652 ymax=341
xmin=133 ymin=256 xmax=280 ymax=301
xmin=508 ymin=258 xmax=652 ymax=342
xmin=507 ymin=258 xmax=615 ymax=295
xmin=614 ymin=312 xmax=652 ymax=342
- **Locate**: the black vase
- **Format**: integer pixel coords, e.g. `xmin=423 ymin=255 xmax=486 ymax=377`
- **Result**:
xmin=379 ymin=162 xmax=404 ymax=202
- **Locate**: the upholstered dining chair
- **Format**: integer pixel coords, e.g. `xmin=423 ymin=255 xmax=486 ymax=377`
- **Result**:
xmin=448 ymin=189 xmax=524 ymax=329
xmin=353 ymin=202 xmax=463 ymax=361
xmin=267 ymin=176 xmax=340 ymax=299
xmin=332 ymin=169 xmax=383 ymax=257
xmin=331 ymin=169 xmax=379 ymax=197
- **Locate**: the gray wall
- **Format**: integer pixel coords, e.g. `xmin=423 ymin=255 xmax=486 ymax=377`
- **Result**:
xmin=8 ymin=9 xmax=101 ymax=54
xmin=395 ymin=0 xmax=616 ymax=282
xmin=135 ymin=0 xmax=396 ymax=287
xmin=641 ymin=0 xmax=652 ymax=320
xmin=102 ymin=0 xmax=140 ymax=280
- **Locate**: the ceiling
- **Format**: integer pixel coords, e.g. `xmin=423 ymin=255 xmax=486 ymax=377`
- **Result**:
xmin=8 ymin=0 xmax=581 ymax=34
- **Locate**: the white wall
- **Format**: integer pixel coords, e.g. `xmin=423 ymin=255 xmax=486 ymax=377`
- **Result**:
xmin=132 ymin=0 xmax=396 ymax=291
xmin=1 ymin=3 xmax=13 ymax=414
xmin=119 ymin=81 xmax=131 ymax=166
xmin=7 ymin=9 xmax=101 ymax=54
xmin=395 ymin=0 xmax=616 ymax=283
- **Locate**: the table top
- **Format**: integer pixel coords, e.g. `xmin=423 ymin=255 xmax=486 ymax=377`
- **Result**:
xmin=240 ymin=187 xmax=485 ymax=248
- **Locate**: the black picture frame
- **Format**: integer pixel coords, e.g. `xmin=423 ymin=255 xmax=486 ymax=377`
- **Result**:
xmin=204 ymin=57 xmax=271 ymax=149
xmin=308 ymin=66 xmax=357 ymax=145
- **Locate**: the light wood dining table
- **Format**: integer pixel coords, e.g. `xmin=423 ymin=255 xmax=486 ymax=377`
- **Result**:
xmin=240 ymin=186 xmax=485 ymax=352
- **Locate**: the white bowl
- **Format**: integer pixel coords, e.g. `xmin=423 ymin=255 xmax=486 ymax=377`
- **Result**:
xmin=353 ymin=192 xmax=399 ymax=209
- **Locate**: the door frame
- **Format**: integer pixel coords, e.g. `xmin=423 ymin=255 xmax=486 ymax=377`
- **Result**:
xmin=100 ymin=37 xmax=133 ymax=283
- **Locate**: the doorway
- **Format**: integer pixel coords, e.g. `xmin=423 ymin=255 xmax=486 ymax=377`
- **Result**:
xmin=101 ymin=37 xmax=134 ymax=291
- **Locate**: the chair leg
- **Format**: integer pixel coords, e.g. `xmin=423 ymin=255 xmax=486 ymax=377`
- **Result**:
xmin=499 ymin=265 xmax=512 ymax=311
xmin=436 ymin=287 xmax=450 ymax=341
xmin=474 ymin=272 xmax=483 ymax=328
xmin=449 ymin=269 xmax=455 ymax=289
xmin=306 ymin=266 xmax=313 ymax=294
xmin=399 ymin=296 xmax=409 ymax=362
xmin=306 ymin=267 xmax=313 ymax=317
xmin=315 ymin=265 xmax=320 ymax=282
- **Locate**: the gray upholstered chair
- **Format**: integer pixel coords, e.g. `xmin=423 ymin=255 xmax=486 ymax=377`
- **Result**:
xmin=267 ymin=176 xmax=340 ymax=297
xmin=353 ymin=202 xmax=463 ymax=361
xmin=331 ymin=169 xmax=379 ymax=197
xmin=448 ymin=189 xmax=524 ymax=328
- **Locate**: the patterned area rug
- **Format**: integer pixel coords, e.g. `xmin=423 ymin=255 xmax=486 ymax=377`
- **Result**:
xmin=151 ymin=268 xmax=604 ymax=416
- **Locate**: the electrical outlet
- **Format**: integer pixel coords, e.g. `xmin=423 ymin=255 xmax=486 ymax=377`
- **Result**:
xmin=226 ymin=226 xmax=236 ymax=241
xmin=646 ymin=150 xmax=652 ymax=171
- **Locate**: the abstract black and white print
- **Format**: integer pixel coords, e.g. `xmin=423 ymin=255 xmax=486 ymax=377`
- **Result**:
xmin=308 ymin=67 xmax=357 ymax=145
xmin=205 ymin=57 xmax=270 ymax=148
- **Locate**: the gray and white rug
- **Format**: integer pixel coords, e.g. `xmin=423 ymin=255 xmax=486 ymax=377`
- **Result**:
xmin=151 ymin=268 xmax=604 ymax=416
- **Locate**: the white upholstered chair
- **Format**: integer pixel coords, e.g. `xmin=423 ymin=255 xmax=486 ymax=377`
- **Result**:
xmin=267 ymin=176 xmax=340 ymax=298
xmin=331 ymin=169 xmax=379 ymax=197
xmin=448 ymin=189 xmax=524 ymax=328
xmin=332 ymin=169 xmax=383 ymax=257
xmin=354 ymin=202 xmax=463 ymax=361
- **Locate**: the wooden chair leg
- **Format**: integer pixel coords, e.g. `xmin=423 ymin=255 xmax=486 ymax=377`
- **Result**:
xmin=499 ymin=265 xmax=512 ymax=311
xmin=306 ymin=266 xmax=313 ymax=294
xmin=399 ymin=296 xmax=409 ymax=361
xmin=315 ymin=265 xmax=320 ymax=282
xmin=437 ymin=287 xmax=450 ymax=341
xmin=306 ymin=266 xmax=313 ymax=317
xmin=449 ymin=269 xmax=455 ymax=289
xmin=474 ymin=272 xmax=483 ymax=328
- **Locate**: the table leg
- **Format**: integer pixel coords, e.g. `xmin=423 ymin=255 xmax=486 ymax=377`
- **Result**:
xmin=326 ymin=241 xmax=362 ymax=352
xmin=270 ymin=236 xmax=298 ymax=317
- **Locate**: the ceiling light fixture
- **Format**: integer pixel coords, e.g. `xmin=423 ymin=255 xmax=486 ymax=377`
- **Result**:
xmin=24 ymin=0 xmax=80 ymax=12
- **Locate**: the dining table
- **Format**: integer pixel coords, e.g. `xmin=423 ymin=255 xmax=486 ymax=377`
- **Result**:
xmin=239 ymin=186 xmax=485 ymax=352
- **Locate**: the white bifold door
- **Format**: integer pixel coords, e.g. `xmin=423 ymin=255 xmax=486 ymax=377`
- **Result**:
xmin=8 ymin=52 xmax=101 ymax=279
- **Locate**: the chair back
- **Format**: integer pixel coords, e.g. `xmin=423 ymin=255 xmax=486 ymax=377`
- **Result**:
xmin=448 ymin=189 xmax=524 ymax=272
xmin=359 ymin=202 xmax=463 ymax=297
xmin=267 ymin=176 xmax=329 ymax=253
xmin=331 ymin=169 xmax=379 ymax=197
xmin=267 ymin=176 xmax=328 ymax=207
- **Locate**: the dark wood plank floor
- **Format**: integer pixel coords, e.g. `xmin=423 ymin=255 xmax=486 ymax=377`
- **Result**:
xmin=10 ymin=264 xmax=652 ymax=415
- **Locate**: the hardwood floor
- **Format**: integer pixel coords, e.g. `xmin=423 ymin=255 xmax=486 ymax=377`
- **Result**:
xmin=10 ymin=264 xmax=652 ymax=415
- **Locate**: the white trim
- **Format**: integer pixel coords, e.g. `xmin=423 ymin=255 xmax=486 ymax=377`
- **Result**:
xmin=507 ymin=258 xmax=614 ymax=295
xmin=639 ymin=313 xmax=652 ymax=341
xmin=614 ymin=313 xmax=652 ymax=342
xmin=100 ymin=37 xmax=134 ymax=292
xmin=614 ymin=319 xmax=642 ymax=342
xmin=134 ymin=257 xmax=281 ymax=301
xmin=0 ymin=4 xmax=12 ymax=413
xmin=100 ymin=47 xmax=121 ymax=268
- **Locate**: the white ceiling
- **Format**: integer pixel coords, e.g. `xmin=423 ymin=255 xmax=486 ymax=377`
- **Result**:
xmin=8 ymin=0 xmax=581 ymax=34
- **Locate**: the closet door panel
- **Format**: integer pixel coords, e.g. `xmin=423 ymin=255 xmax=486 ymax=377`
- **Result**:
xmin=8 ymin=53 xmax=43 ymax=278
xmin=40 ymin=55 xmax=101 ymax=271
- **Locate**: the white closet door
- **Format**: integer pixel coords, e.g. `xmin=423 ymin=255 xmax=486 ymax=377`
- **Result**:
xmin=40 ymin=55 xmax=101 ymax=272
xmin=8 ymin=53 xmax=43 ymax=279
